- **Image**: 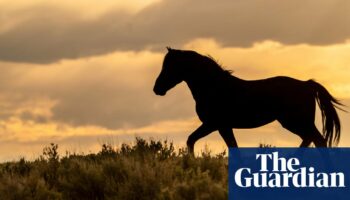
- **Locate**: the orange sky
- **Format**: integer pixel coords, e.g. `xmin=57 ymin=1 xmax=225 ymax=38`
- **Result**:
xmin=0 ymin=0 xmax=349 ymax=161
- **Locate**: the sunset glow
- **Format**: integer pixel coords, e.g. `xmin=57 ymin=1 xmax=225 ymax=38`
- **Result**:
xmin=0 ymin=0 xmax=349 ymax=160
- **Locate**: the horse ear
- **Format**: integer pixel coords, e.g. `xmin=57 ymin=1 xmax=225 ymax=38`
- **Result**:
xmin=166 ymin=46 xmax=173 ymax=52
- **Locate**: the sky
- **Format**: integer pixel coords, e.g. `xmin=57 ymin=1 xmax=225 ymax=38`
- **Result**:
xmin=0 ymin=0 xmax=349 ymax=160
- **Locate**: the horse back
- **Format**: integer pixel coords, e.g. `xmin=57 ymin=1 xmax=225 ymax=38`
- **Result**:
xmin=195 ymin=76 xmax=313 ymax=128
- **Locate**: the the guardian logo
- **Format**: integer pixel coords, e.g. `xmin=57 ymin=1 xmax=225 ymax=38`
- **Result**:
xmin=229 ymin=148 xmax=350 ymax=200
xmin=234 ymin=152 xmax=345 ymax=188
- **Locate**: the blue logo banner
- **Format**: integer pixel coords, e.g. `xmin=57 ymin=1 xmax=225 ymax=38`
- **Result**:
xmin=229 ymin=148 xmax=350 ymax=200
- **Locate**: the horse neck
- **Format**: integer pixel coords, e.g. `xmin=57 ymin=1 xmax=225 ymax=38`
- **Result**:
xmin=184 ymin=70 xmax=240 ymax=101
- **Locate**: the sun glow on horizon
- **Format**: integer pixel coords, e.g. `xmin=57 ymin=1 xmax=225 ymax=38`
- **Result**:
xmin=0 ymin=0 xmax=349 ymax=161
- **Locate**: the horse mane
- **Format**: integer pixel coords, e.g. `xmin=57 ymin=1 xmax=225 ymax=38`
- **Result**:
xmin=167 ymin=49 xmax=233 ymax=77
xmin=201 ymin=54 xmax=233 ymax=76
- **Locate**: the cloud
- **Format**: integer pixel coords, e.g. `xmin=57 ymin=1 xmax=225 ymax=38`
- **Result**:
xmin=1 ymin=0 xmax=350 ymax=63
xmin=0 ymin=39 xmax=349 ymax=160
xmin=0 ymin=51 xmax=196 ymax=129
xmin=185 ymin=39 xmax=350 ymax=99
xmin=1 ymin=106 xmax=349 ymax=161
xmin=0 ymin=39 xmax=349 ymax=130
xmin=0 ymin=116 xmax=203 ymax=161
xmin=1 ymin=0 xmax=349 ymax=161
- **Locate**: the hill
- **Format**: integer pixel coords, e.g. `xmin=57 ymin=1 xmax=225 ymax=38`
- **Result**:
xmin=0 ymin=138 xmax=228 ymax=200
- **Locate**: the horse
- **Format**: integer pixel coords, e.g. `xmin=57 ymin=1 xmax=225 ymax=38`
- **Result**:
xmin=153 ymin=47 xmax=343 ymax=154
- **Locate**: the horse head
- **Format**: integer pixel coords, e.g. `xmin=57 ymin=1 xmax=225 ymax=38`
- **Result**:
xmin=153 ymin=47 xmax=186 ymax=96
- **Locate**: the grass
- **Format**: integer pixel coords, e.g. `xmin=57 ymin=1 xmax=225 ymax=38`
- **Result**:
xmin=0 ymin=137 xmax=228 ymax=200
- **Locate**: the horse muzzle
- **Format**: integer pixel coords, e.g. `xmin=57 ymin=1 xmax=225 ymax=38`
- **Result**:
xmin=153 ymin=87 xmax=166 ymax=96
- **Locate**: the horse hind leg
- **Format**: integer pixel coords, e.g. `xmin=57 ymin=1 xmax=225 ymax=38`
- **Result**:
xmin=299 ymin=137 xmax=312 ymax=147
xmin=309 ymin=125 xmax=327 ymax=147
xmin=296 ymin=124 xmax=327 ymax=147
xmin=279 ymin=120 xmax=326 ymax=147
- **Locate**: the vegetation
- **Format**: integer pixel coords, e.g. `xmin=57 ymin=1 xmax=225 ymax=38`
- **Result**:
xmin=0 ymin=138 xmax=228 ymax=200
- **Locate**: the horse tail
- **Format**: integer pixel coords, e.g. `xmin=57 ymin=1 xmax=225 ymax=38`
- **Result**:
xmin=308 ymin=80 xmax=343 ymax=147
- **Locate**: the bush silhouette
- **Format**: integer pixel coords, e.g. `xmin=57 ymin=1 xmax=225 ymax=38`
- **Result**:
xmin=0 ymin=138 xmax=228 ymax=200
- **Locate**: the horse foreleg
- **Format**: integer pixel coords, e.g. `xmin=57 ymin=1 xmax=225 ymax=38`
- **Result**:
xmin=187 ymin=124 xmax=215 ymax=155
xmin=218 ymin=128 xmax=238 ymax=148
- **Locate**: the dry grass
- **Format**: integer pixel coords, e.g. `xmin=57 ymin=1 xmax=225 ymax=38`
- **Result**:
xmin=0 ymin=138 xmax=228 ymax=200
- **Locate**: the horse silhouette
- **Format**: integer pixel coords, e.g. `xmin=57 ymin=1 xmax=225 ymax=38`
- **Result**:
xmin=153 ymin=47 xmax=343 ymax=154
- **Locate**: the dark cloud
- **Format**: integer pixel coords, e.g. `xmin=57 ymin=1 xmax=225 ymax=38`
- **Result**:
xmin=0 ymin=0 xmax=350 ymax=63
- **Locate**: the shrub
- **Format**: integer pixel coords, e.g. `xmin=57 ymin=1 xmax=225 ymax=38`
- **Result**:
xmin=0 ymin=138 xmax=228 ymax=200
